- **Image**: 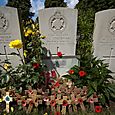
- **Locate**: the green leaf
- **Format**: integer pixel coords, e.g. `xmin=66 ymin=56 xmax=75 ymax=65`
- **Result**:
xmin=87 ymin=87 xmax=94 ymax=97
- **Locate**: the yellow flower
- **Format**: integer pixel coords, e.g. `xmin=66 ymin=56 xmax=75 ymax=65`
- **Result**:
xmin=0 ymin=98 xmax=2 ymax=102
xmin=32 ymin=24 xmax=35 ymax=29
xmin=44 ymin=113 xmax=48 ymax=115
xmin=27 ymin=29 xmax=32 ymax=34
xmin=3 ymin=63 xmax=11 ymax=70
xmin=40 ymin=35 xmax=46 ymax=39
xmin=9 ymin=39 xmax=23 ymax=49
xmin=11 ymin=107 xmax=14 ymax=112
xmin=24 ymin=32 xmax=29 ymax=37
xmin=32 ymin=32 xmax=35 ymax=35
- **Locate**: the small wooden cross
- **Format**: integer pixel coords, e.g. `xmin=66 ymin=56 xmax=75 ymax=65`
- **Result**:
xmin=87 ymin=93 xmax=98 ymax=111
xmin=3 ymin=92 xmax=13 ymax=113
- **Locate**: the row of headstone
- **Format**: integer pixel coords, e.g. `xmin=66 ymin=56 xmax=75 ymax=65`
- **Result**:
xmin=0 ymin=6 xmax=115 ymax=77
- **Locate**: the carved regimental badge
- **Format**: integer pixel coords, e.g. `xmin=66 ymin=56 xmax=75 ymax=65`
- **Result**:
xmin=49 ymin=11 xmax=66 ymax=33
xmin=0 ymin=12 xmax=9 ymax=32
xmin=109 ymin=17 xmax=115 ymax=35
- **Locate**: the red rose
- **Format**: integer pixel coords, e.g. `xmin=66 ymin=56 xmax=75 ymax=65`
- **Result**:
xmin=78 ymin=98 xmax=83 ymax=103
xmin=68 ymin=69 xmax=74 ymax=74
xmin=32 ymin=63 xmax=39 ymax=69
xmin=95 ymin=106 xmax=102 ymax=113
xmin=62 ymin=100 xmax=68 ymax=106
xmin=57 ymin=52 xmax=62 ymax=57
xmin=78 ymin=70 xmax=86 ymax=77
xmin=51 ymin=70 xmax=56 ymax=78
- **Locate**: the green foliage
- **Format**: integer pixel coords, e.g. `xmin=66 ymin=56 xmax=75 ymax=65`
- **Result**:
xmin=63 ymin=57 xmax=115 ymax=105
xmin=0 ymin=19 xmax=46 ymax=93
xmin=44 ymin=0 xmax=67 ymax=8
xmin=23 ymin=18 xmax=44 ymax=63
xmin=0 ymin=62 xmax=45 ymax=92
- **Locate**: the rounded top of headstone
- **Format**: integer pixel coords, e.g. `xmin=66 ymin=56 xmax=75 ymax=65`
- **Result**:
xmin=95 ymin=9 xmax=115 ymax=15
xmin=39 ymin=7 xmax=78 ymax=11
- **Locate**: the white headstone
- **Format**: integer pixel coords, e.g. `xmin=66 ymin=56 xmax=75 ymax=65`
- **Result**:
xmin=39 ymin=7 xmax=78 ymax=56
xmin=39 ymin=8 xmax=78 ymax=75
xmin=0 ymin=7 xmax=23 ymax=67
xmin=93 ymin=9 xmax=115 ymax=74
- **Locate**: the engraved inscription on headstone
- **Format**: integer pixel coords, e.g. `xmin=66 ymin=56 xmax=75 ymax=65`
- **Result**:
xmin=0 ymin=7 xmax=23 ymax=67
xmin=93 ymin=9 xmax=115 ymax=74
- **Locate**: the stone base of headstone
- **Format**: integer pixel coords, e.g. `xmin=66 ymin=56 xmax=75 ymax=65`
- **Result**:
xmin=43 ymin=56 xmax=78 ymax=76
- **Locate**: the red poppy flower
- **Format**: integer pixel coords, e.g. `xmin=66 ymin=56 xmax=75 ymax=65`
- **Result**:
xmin=62 ymin=100 xmax=68 ymax=106
xmin=78 ymin=98 xmax=83 ymax=103
xmin=55 ymin=111 xmax=61 ymax=115
xmin=68 ymin=69 xmax=74 ymax=74
xmin=50 ymin=100 xmax=56 ymax=106
xmin=29 ymin=100 xmax=33 ymax=106
xmin=32 ymin=63 xmax=39 ymax=69
xmin=78 ymin=70 xmax=86 ymax=77
xmin=51 ymin=70 xmax=56 ymax=78
xmin=57 ymin=52 xmax=62 ymax=57
xmin=95 ymin=106 xmax=102 ymax=113
xmin=89 ymin=98 xmax=94 ymax=103
xmin=22 ymin=100 xmax=26 ymax=107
